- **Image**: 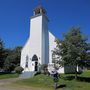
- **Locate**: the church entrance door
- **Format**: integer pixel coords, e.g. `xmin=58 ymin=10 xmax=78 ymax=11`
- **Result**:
xmin=35 ymin=61 xmax=38 ymax=71
xmin=32 ymin=55 xmax=38 ymax=71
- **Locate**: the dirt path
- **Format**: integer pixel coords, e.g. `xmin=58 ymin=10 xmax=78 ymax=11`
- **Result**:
xmin=0 ymin=78 xmax=62 ymax=90
xmin=0 ymin=78 xmax=34 ymax=90
xmin=0 ymin=84 xmax=50 ymax=90
xmin=0 ymin=78 xmax=50 ymax=90
xmin=0 ymin=78 xmax=20 ymax=85
xmin=0 ymin=85 xmax=38 ymax=90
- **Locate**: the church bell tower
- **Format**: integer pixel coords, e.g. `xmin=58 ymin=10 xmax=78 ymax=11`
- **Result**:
xmin=30 ymin=5 xmax=49 ymax=65
xmin=34 ymin=5 xmax=46 ymax=15
xmin=20 ymin=5 xmax=49 ymax=72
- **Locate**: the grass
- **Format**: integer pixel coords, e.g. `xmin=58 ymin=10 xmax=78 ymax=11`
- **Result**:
xmin=15 ymin=70 xmax=90 ymax=90
xmin=79 ymin=70 xmax=90 ymax=77
xmin=16 ymin=74 xmax=54 ymax=90
xmin=0 ymin=73 xmax=19 ymax=79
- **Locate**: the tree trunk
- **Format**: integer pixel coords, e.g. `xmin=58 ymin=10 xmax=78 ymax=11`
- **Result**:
xmin=75 ymin=66 xmax=77 ymax=80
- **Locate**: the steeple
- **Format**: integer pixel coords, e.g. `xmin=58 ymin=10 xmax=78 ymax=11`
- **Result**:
xmin=34 ymin=5 xmax=46 ymax=15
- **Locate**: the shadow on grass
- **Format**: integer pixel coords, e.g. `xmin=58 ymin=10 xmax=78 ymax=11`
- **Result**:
xmin=57 ymin=84 xmax=66 ymax=89
xmin=0 ymin=72 xmax=11 ymax=75
xmin=62 ymin=75 xmax=90 ymax=83
xmin=77 ymin=76 xmax=90 ymax=83
xmin=62 ymin=75 xmax=75 ymax=80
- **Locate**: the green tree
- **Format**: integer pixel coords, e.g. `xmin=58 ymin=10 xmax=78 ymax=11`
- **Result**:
xmin=40 ymin=64 xmax=48 ymax=74
xmin=0 ymin=38 xmax=6 ymax=69
xmin=86 ymin=43 xmax=90 ymax=60
xmin=53 ymin=27 xmax=88 ymax=80
xmin=4 ymin=46 xmax=22 ymax=72
xmin=84 ymin=43 xmax=90 ymax=69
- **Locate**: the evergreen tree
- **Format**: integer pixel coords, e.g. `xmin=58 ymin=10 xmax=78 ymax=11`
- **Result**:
xmin=0 ymin=38 xmax=6 ymax=69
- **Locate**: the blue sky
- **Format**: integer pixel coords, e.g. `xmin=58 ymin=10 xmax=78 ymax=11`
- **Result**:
xmin=0 ymin=0 xmax=90 ymax=48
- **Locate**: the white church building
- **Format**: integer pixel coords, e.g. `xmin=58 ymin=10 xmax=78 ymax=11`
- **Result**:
xmin=20 ymin=5 xmax=64 ymax=73
xmin=20 ymin=6 xmax=81 ymax=77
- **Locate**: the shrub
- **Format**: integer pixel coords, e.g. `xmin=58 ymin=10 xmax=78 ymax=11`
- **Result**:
xmin=41 ymin=64 xmax=49 ymax=75
xmin=34 ymin=72 xmax=41 ymax=76
xmin=15 ymin=66 xmax=24 ymax=74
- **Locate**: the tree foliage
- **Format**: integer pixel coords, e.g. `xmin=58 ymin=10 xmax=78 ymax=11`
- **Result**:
xmin=0 ymin=38 xmax=6 ymax=68
xmin=0 ymin=37 xmax=22 ymax=72
xmin=40 ymin=64 xmax=48 ymax=74
xmin=53 ymin=27 xmax=88 ymax=79
xmin=4 ymin=46 xmax=22 ymax=72
xmin=86 ymin=43 xmax=90 ymax=60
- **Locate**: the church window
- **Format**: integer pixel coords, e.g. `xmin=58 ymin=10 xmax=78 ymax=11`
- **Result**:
xmin=32 ymin=55 xmax=38 ymax=61
xmin=25 ymin=55 xmax=29 ymax=68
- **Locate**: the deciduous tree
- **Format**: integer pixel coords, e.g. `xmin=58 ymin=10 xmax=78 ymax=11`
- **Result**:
xmin=53 ymin=27 xmax=88 ymax=79
xmin=4 ymin=46 xmax=22 ymax=72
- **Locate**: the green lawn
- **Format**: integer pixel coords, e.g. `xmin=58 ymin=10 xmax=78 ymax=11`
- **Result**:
xmin=0 ymin=73 xmax=19 ymax=79
xmin=15 ymin=70 xmax=90 ymax=90
xmin=79 ymin=70 xmax=90 ymax=77
xmin=16 ymin=74 xmax=54 ymax=90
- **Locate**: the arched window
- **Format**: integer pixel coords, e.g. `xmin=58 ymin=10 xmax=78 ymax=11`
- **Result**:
xmin=32 ymin=55 xmax=38 ymax=61
xmin=25 ymin=55 xmax=29 ymax=68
